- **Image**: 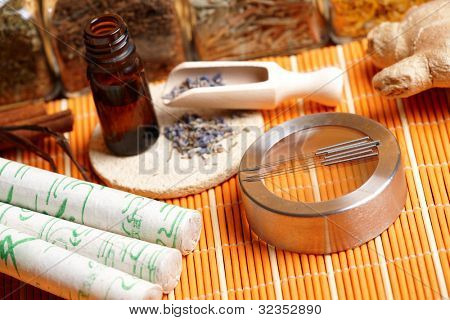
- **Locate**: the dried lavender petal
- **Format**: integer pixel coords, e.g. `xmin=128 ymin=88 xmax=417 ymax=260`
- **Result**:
xmin=164 ymin=113 xmax=233 ymax=158
xmin=163 ymin=73 xmax=225 ymax=100
xmin=212 ymin=73 xmax=223 ymax=85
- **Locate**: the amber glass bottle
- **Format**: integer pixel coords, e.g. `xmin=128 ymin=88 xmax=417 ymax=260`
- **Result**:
xmin=83 ymin=14 xmax=159 ymax=156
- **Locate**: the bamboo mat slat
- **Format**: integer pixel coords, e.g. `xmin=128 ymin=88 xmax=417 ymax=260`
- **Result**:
xmin=0 ymin=40 xmax=449 ymax=300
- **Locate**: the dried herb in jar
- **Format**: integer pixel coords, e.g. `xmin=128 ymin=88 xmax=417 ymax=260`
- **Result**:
xmin=329 ymin=0 xmax=430 ymax=41
xmin=191 ymin=0 xmax=327 ymax=60
xmin=45 ymin=0 xmax=186 ymax=94
xmin=0 ymin=0 xmax=54 ymax=106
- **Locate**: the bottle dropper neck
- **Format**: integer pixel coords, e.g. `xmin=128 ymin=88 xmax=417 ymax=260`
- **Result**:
xmin=83 ymin=14 xmax=135 ymax=66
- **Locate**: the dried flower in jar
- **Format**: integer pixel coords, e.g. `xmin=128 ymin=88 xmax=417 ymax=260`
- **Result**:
xmin=191 ymin=0 xmax=327 ymax=60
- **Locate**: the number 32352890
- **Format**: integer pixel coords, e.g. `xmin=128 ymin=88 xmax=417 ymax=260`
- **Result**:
xmin=258 ymin=304 xmax=321 ymax=315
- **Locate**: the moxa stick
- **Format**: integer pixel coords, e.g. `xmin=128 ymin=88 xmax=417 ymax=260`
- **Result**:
xmin=0 ymin=224 xmax=162 ymax=300
xmin=0 ymin=157 xmax=202 ymax=254
xmin=0 ymin=202 xmax=181 ymax=293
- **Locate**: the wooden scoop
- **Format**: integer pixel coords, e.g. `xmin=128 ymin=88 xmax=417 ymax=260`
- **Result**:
xmin=162 ymin=61 xmax=344 ymax=110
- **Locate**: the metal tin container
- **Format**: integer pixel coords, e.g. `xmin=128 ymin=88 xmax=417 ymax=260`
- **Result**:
xmin=238 ymin=113 xmax=406 ymax=254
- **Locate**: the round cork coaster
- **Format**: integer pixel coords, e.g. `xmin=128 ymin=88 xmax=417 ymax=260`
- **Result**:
xmin=89 ymin=83 xmax=264 ymax=199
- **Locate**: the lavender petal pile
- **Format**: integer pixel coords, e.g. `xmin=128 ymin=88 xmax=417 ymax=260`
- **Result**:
xmin=163 ymin=73 xmax=224 ymax=100
xmin=164 ymin=113 xmax=233 ymax=158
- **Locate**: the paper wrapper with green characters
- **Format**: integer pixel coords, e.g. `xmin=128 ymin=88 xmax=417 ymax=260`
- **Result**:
xmin=0 ymin=158 xmax=202 ymax=254
xmin=0 ymin=224 xmax=162 ymax=299
xmin=0 ymin=202 xmax=181 ymax=293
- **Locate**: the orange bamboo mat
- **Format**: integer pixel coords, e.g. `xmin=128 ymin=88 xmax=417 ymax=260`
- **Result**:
xmin=1 ymin=39 xmax=449 ymax=300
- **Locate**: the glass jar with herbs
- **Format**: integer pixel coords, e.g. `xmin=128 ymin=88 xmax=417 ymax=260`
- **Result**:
xmin=0 ymin=0 xmax=56 ymax=107
xmin=42 ymin=0 xmax=186 ymax=96
xmin=190 ymin=0 xmax=328 ymax=61
xmin=329 ymin=0 xmax=431 ymax=43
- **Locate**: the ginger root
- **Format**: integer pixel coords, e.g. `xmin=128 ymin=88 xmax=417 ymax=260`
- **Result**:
xmin=367 ymin=0 xmax=450 ymax=98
